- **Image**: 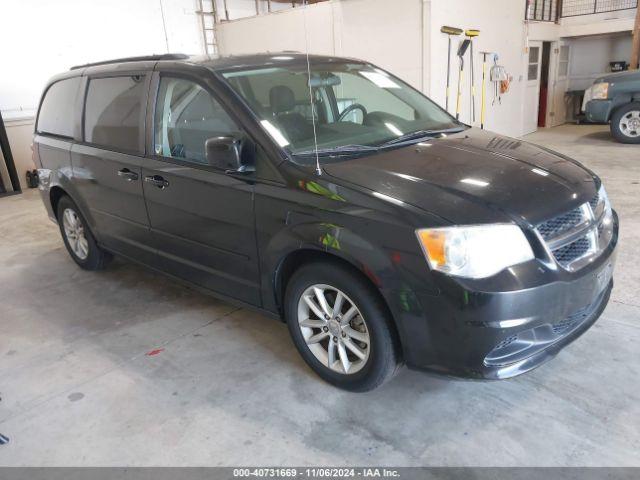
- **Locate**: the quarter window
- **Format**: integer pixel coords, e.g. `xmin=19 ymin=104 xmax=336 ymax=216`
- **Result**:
xmin=37 ymin=77 xmax=81 ymax=138
xmin=558 ymin=45 xmax=570 ymax=78
xmin=528 ymin=46 xmax=540 ymax=81
xmin=84 ymin=75 xmax=146 ymax=153
xmin=154 ymin=77 xmax=239 ymax=164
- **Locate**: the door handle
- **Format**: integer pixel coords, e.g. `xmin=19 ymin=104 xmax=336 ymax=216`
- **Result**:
xmin=144 ymin=175 xmax=169 ymax=189
xmin=117 ymin=168 xmax=139 ymax=182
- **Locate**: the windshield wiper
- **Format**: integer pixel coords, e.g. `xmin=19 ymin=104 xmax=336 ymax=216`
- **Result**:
xmin=380 ymin=127 xmax=466 ymax=147
xmin=291 ymin=126 xmax=466 ymax=158
xmin=292 ymin=144 xmax=380 ymax=157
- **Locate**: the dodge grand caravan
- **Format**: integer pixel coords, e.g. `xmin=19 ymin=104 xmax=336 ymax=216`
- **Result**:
xmin=34 ymin=53 xmax=618 ymax=391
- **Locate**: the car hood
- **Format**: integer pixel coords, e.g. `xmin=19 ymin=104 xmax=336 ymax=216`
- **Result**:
xmin=323 ymin=129 xmax=598 ymax=226
xmin=596 ymin=69 xmax=640 ymax=84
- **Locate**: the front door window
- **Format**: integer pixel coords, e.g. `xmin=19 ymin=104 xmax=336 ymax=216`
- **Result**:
xmin=154 ymin=77 xmax=239 ymax=164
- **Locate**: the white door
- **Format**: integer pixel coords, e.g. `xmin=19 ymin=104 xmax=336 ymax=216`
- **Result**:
xmin=548 ymin=42 xmax=570 ymax=126
xmin=523 ymin=41 xmax=543 ymax=135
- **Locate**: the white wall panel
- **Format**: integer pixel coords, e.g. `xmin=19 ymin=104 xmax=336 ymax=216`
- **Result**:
xmin=428 ymin=0 xmax=527 ymax=137
xmin=566 ymin=33 xmax=633 ymax=90
xmin=0 ymin=0 xmax=202 ymax=121
xmin=216 ymin=0 xmax=425 ymax=90
xmin=332 ymin=0 xmax=425 ymax=90
xmin=216 ymin=2 xmax=336 ymax=55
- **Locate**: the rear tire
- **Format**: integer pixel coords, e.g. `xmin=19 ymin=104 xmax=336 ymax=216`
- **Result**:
xmin=610 ymin=102 xmax=640 ymax=144
xmin=57 ymin=196 xmax=111 ymax=270
xmin=284 ymin=261 xmax=400 ymax=391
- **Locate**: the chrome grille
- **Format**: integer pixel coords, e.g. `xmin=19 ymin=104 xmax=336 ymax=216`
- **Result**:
xmin=537 ymin=207 xmax=583 ymax=240
xmin=494 ymin=335 xmax=518 ymax=351
xmin=552 ymin=303 xmax=590 ymax=335
xmin=535 ymin=192 xmax=613 ymax=271
xmin=553 ymin=236 xmax=591 ymax=265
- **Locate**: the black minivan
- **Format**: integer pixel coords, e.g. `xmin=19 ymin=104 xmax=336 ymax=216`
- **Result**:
xmin=34 ymin=53 xmax=618 ymax=391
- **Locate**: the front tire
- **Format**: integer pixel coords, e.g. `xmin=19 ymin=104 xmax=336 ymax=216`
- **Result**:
xmin=610 ymin=102 xmax=640 ymax=144
xmin=285 ymin=262 xmax=400 ymax=391
xmin=57 ymin=196 xmax=111 ymax=270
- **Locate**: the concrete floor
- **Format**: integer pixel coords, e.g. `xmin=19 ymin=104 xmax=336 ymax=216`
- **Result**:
xmin=0 ymin=124 xmax=638 ymax=466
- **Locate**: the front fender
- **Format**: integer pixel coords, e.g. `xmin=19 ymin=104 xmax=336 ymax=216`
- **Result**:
xmin=260 ymin=220 xmax=432 ymax=365
xmin=266 ymin=220 xmax=401 ymax=295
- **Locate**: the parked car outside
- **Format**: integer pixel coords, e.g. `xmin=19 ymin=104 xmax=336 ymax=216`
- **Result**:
xmin=34 ymin=53 xmax=618 ymax=391
xmin=583 ymin=69 xmax=640 ymax=143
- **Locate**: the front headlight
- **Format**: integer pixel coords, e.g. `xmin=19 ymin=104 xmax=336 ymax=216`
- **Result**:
xmin=416 ymin=224 xmax=534 ymax=279
xmin=598 ymin=184 xmax=613 ymax=217
xmin=591 ymin=82 xmax=609 ymax=99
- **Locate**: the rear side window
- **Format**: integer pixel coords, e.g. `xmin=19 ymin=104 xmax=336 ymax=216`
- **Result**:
xmin=84 ymin=75 xmax=146 ymax=153
xmin=37 ymin=77 xmax=81 ymax=138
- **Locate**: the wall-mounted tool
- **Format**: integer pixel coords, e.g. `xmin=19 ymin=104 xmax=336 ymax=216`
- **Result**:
xmin=490 ymin=55 xmax=509 ymax=106
xmin=465 ymin=29 xmax=480 ymax=123
xmin=440 ymin=26 xmax=463 ymax=112
xmin=479 ymin=51 xmax=495 ymax=129
xmin=455 ymin=39 xmax=471 ymax=121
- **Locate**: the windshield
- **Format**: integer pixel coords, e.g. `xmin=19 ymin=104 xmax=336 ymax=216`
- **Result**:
xmin=220 ymin=61 xmax=462 ymax=162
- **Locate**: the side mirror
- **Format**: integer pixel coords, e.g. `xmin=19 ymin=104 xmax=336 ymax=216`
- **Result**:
xmin=205 ymin=135 xmax=248 ymax=172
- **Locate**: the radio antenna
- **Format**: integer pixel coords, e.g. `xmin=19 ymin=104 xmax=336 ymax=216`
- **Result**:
xmin=302 ymin=0 xmax=321 ymax=175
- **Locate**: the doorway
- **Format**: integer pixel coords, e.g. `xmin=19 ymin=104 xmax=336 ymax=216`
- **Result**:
xmin=538 ymin=42 xmax=552 ymax=127
xmin=523 ymin=40 xmax=543 ymax=135
xmin=547 ymin=41 xmax=571 ymax=127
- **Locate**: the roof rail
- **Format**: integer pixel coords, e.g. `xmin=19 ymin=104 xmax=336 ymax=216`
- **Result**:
xmin=70 ymin=53 xmax=189 ymax=70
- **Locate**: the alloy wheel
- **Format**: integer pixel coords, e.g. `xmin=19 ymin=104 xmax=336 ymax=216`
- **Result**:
xmin=619 ymin=110 xmax=640 ymax=138
xmin=62 ymin=208 xmax=89 ymax=260
xmin=297 ymin=284 xmax=370 ymax=374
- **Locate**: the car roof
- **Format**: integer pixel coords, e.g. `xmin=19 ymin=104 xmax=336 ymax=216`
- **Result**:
xmin=69 ymin=52 xmax=365 ymax=73
xmin=194 ymin=52 xmax=365 ymax=71
xmin=46 ymin=52 xmax=367 ymax=90
xmin=596 ymin=69 xmax=640 ymax=83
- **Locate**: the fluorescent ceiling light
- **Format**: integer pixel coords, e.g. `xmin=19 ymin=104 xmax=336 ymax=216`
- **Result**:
xmin=260 ymin=120 xmax=290 ymax=147
xmin=360 ymin=71 xmax=400 ymax=89
xmin=460 ymin=178 xmax=489 ymax=187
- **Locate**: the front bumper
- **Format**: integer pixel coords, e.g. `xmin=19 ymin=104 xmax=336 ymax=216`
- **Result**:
xmin=584 ymin=99 xmax=614 ymax=123
xmin=393 ymin=213 xmax=618 ymax=380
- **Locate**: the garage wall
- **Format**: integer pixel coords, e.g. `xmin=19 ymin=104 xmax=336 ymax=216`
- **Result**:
xmin=332 ymin=0 xmax=425 ymax=91
xmin=0 ymin=0 xmax=203 ymax=190
xmin=3 ymin=120 xmax=36 ymax=191
xmin=566 ymin=33 xmax=633 ymax=90
xmin=0 ymin=0 xmax=202 ymax=121
xmin=216 ymin=0 xmax=426 ymax=90
xmin=560 ymin=6 xmax=636 ymax=37
xmin=427 ymin=0 xmax=527 ymax=137
xmin=216 ymin=2 xmax=336 ymax=58
xmin=214 ymin=0 xmax=292 ymax=19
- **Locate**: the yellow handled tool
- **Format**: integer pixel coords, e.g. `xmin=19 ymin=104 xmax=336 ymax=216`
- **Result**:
xmin=456 ymin=39 xmax=471 ymax=120
xmin=440 ymin=26 xmax=463 ymax=112
xmin=479 ymin=51 xmax=493 ymax=129
xmin=465 ymin=29 xmax=480 ymax=123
